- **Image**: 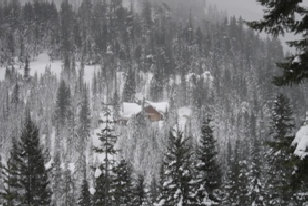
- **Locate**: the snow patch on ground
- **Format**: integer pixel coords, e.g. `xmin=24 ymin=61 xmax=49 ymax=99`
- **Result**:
xmin=293 ymin=124 xmax=308 ymax=159
xmin=84 ymin=64 xmax=101 ymax=83
xmin=0 ymin=52 xmax=104 ymax=85
xmin=30 ymin=53 xmax=62 ymax=79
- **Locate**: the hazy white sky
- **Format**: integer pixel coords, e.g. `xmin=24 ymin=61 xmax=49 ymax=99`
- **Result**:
xmin=207 ymin=0 xmax=263 ymax=21
xmin=207 ymin=0 xmax=308 ymax=21
xmin=206 ymin=0 xmax=308 ymax=52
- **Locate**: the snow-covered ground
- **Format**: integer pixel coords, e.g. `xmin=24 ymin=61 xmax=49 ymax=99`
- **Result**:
xmin=31 ymin=53 xmax=62 ymax=79
xmin=0 ymin=52 xmax=102 ymax=84
xmin=0 ymin=53 xmax=63 ymax=81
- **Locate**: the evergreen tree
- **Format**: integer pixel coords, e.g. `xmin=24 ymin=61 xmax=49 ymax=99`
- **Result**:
xmin=63 ymin=166 xmax=76 ymax=206
xmin=18 ymin=111 xmax=52 ymax=205
xmin=250 ymin=137 xmax=265 ymax=206
xmin=157 ymin=162 xmax=167 ymax=204
xmin=237 ymin=159 xmax=249 ymax=205
xmin=94 ymin=105 xmax=118 ymax=206
xmin=74 ymin=87 xmax=91 ymax=193
xmin=78 ymin=175 xmax=92 ymax=206
xmin=92 ymin=0 xmax=107 ymax=54
xmin=248 ymin=0 xmax=308 ymax=86
xmin=60 ymin=0 xmax=74 ymax=56
xmin=92 ymin=72 xmax=98 ymax=95
xmin=79 ymin=89 xmax=91 ymax=145
xmin=249 ymin=114 xmax=265 ymax=206
xmin=11 ymin=83 xmax=19 ymax=106
xmin=24 ymin=56 xmax=30 ymax=80
xmin=292 ymin=154 xmax=308 ymax=204
xmin=150 ymin=64 xmax=164 ymax=102
xmin=52 ymin=151 xmax=63 ymax=206
xmin=112 ymin=159 xmax=134 ymax=206
xmin=156 ymin=131 xmax=196 ymax=206
xmin=55 ymin=80 xmax=72 ymax=126
xmin=265 ymin=94 xmax=296 ymax=205
xmin=180 ymin=71 xmax=187 ymax=106
xmin=150 ymin=177 xmax=159 ymax=204
xmin=0 ymin=156 xmax=3 ymax=206
xmin=133 ymin=174 xmax=146 ymax=206
xmin=123 ymin=66 xmax=136 ymax=102
xmin=142 ymin=0 xmax=152 ymax=28
xmin=1 ymin=138 xmax=22 ymax=206
xmin=196 ymin=116 xmax=222 ymax=204
xmin=222 ymin=140 xmax=233 ymax=206
xmin=195 ymin=27 xmax=203 ymax=52
xmin=93 ymin=164 xmax=113 ymax=206
xmin=226 ymin=139 xmax=249 ymax=206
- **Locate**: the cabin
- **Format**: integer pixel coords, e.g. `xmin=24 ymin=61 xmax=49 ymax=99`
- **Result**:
xmin=144 ymin=105 xmax=164 ymax=122
xmin=119 ymin=101 xmax=167 ymax=125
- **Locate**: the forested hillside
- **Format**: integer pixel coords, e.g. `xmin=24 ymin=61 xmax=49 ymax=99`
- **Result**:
xmin=0 ymin=0 xmax=307 ymax=205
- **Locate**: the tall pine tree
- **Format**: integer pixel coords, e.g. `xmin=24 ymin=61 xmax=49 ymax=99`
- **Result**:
xmin=156 ymin=130 xmax=196 ymax=206
xmin=94 ymin=105 xmax=118 ymax=206
xmin=225 ymin=139 xmax=249 ymax=206
xmin=265 ymin=94 xmax=296 ymax=205
xmin=133 ymin=174 xmax=147 ymax=206
xmin=112 ymin=159 xmax=134 ymax=206
xmin=248 ymin=0 xmax=308 ymax=86
xmin=1 ymin=138 xmax=22 ymax=206
xmin=78 ymin=174 xmax=92 ymax=206
xmin=196 ymin=116 xmax=222 ymax=204
xmin=122 ymin=66 xmax=136 ymax=102
xmin=18 ymin=111 xmax=51 ymax=205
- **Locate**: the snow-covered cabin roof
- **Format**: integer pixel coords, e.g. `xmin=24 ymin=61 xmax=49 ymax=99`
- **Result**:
xmin=121 ymin=102 xmax=142 ymax=118
xmin=145 ymin=101 xmax=169 ymax=113
xmin=293 ymin=124 xmax=308 ymax=159
xmin=120 ymin=101 xmax=169 ymax=119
